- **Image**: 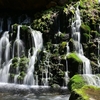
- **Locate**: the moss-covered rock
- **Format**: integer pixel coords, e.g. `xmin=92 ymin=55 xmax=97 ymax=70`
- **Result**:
xmin=68 ymin=74 xmax=86 ymax=92
xmin=67 ymin=52 xmax=83 ymax=77
xmin=67 ymin=52 xmax=82 ymax=64
xmin=69 ymin=85 xmax=100 ymax=100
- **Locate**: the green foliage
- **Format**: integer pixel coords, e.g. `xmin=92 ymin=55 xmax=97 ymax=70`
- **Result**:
xmin=60 ymin=42 xmax=67 ymax=49
xmin=59 ymin=42 xmax=67 ymax=54
xmin=12 ymin=57 xmax=19 ymax=63
xmin=68 ymin=74 xmax=86 ymax=91
xmin=10 ymin=63 xmax=18 ymax=68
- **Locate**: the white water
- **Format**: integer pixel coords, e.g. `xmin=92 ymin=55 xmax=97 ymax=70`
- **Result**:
xmin=24 ymin=27 xmax=43 ymax=85
xmin=0 ymin=31 xmax=10 ymax=66
xmin=0 ymin=60 xmax=12 ymax=82
xmin=12 ymin=25 xmax=25 ymax=58
xmin=99 ymin=0 xmax=100 ymax=4
xmin=65 ymin=42 xmax=70 ymax=85
xmin=71 ymin=4 xmax=92 ymax=74
xmin=83 ymin=74 xmax=100 ymax=86
xmin=71 ymin=4 xmax=100 ymax=86
xmin=0 ymin=31 xmax=12 ymax=82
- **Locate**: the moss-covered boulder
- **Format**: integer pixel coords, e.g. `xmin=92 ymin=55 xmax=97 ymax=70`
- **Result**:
xmin=68 ymin=74 xmax=86 ymax=92
xmin=67 ymin=52 xmax=82 ymax=77
xmin=69 ymin=85 xmax=100 ymax=100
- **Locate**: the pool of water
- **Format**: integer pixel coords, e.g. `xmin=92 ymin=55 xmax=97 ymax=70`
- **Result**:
xmin=0 ymin=83 xmax=70 ymax=100
xmin=0 ymin=93 xmax=70 ymax=100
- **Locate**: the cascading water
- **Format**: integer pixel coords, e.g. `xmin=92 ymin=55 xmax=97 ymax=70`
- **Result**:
xmin=71 ymin=4 xmax=91 ymax=74
xmin=0 ymin=13 xmax=70 ymax=100
xmin=24 ymin=27 xmax=43 ymax=85
xmin=71 ymin=3 xmax=100 ymax=86
xmin=65 ymin=42 xmax=70 ymax=85
xmin=0 ymin=31 xmax=11 ymax=82
xmin=12 ymin=25 xmax=25 ymax=58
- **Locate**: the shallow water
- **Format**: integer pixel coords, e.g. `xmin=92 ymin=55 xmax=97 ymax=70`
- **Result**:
xmin=0 ymin=93 xmax=70 ymax=100
xmin=0 ymin=83 xmax=70 ymax=100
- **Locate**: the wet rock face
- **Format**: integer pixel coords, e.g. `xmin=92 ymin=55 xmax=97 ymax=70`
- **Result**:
xmin=0 ymin=0 xmax=68 ymax=11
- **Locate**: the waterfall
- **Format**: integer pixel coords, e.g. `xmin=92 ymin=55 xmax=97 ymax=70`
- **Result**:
xmin=0 ymin=31 xmax=11 ymax=82
xmin=12 ymin=25 xmax=25 ymax=58
xmin=65 ymin=42 xmax=70 ymax=85
xmin=98 ymin=39 xmax=100 ymax=66
xmin=71 ymin=4 xmax=92 ymax=74
xmin=70 ymin=4 xmax=100 ymax=86
xmin=24 ymin=27 xmax=43 ymax=85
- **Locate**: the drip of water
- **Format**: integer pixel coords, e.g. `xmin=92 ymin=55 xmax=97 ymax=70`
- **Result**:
xmin=24 ymin=28 xmax=43 ymax=85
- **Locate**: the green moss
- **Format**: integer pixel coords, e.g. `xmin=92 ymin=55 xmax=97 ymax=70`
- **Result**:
xmin=67 ymin=52 xmax=82 ymax=64
xmin=72 ymin=85 xmax=100 ymax=100
xmin=83 ymin=33 xmax=90 ymax=42
xmin=60 ymin=42 xmax=67 ymax=49
xmin=68 ymin=74 xmax=86 ymax=91
xmin=13 ymin=24 xmax=18 ymax=30
xmin=21 ymin=25 xmax=29 ymax=31
xmin=81 ymin=23 xmax=91 ymax=33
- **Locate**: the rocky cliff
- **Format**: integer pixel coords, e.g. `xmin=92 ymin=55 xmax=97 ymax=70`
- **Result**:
xmin=0 ymin=0 xmax=68 ymax=11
